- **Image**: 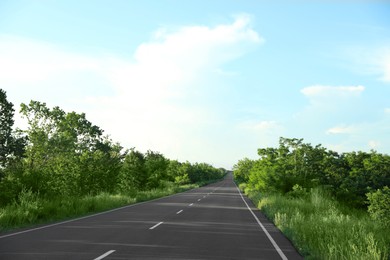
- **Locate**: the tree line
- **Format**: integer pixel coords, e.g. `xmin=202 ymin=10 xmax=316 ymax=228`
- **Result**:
xmin=234 ymin=137 xmax=390 ymax=225
xmin=0 ymin=89 xmax=225 ymax=207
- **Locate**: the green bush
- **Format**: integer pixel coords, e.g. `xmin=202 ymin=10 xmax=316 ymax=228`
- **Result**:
xmin=238 ymin=182 xmax=247 ymax=191
xmin=286 ymin=184 xmax=309 ymax=199
xmin=175 ymin=173 xmax=190 ymax=185
xmin=367 ymin=186 xmax=390 ymax=228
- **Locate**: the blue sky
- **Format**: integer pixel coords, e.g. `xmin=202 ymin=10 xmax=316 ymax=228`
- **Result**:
xmin=1 ymin=1 xmax=389 ymax=169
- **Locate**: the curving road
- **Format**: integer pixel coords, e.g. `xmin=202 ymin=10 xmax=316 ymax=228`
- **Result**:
xmin=0 ymin=173 xmax=303 ymax=259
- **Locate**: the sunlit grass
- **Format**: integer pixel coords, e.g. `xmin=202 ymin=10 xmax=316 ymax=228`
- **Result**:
xmin=0 ymin=182 xmax=199 ymax=232
xmin=245 ymin=188 xmax=389 ymax=260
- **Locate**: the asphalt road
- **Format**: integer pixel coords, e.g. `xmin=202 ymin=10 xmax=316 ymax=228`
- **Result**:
xmin=0 ymin=173 xmax=303 ymax=259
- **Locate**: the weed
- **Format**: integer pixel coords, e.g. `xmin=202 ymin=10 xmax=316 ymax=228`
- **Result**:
xmin=0 ymin=183 xmax=198 ymax=232
xmin=246 ymin=188 xmax=389 ymax=259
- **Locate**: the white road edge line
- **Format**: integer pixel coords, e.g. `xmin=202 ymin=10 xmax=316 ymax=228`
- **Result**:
xmin=149 ymin=222 xmax=164 ymax=230
xmin=94 ymin=250 xmax=116 ymax=260
xmin=235 ymin=183 xmax=288 ymax=260
xmin=176 ymin=210 xmax=183 ymax=214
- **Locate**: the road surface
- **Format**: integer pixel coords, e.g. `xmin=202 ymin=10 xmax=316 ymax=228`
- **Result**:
xmin=0 ymin=173 xmax=303 ymax=259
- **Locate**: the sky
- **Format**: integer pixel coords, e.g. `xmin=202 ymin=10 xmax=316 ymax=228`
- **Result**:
xmin=0 ymin=1 xmax=389 ymax=169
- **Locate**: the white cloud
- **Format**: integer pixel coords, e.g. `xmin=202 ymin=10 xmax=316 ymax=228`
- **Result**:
xmin=135 ymin=14 xmax=261 ymax=72
xmin=239 ymin=120 xmax=279 ymax=132
xmin=0 ymin=35 xmax=100 ymax=84
xmin=326 ymin=138 xmax=384 ymax=154
xmin=0 ymin=35 xmax=108 ymax=108
xmin=324 ymin=119 xmax=390 ymax=154
xmin=326 ymin=125 xmax=356 ymax=135
xmin=381 ymin=52 xmax=390 ymax=82
xmin=385 ymin=108 xmax=390 ymax=114
xmin=368 ymin=140 xmax=380 ymax=149
xmin=298 ymin=85 xmax=366 ymax=120
xmin=0 ymin=15 xmax=262 ymax=168
xmin=301 ymin=85 xmax=365 ymax=98
xmin=235 ymin=119 xmax=283 ymax=158
xmin=347 ymin=46 xmax=390 ymax=83
xmin=105 ymin=15 xmax=262 ymax=106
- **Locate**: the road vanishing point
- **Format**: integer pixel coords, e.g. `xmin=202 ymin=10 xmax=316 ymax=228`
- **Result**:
xmin=0 ymin=173 xmax=303 ymax=259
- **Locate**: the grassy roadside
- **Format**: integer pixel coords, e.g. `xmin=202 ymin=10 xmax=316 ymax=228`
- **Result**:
xmin=0 ymin=182 xmax=203 ymax=233
xmin=239 ymin=184 xmax=389 ymax=260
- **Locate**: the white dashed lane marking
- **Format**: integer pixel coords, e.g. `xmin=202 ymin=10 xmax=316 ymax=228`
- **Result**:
xmin=93 ymin=250 xmax=115 ymax=260
xmin=149 ymin=222 xmax=164 ymax=230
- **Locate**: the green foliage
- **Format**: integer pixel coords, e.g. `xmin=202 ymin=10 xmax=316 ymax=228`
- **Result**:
xmin=167 ymin=160 xmax=190 ymax=184
xmin=186 ymin=162 xmax=225 ymax=183
xmin=144 ymin=150 xmax=169 ymax=189
xmin=15 ymin=100 xmax=124 ymax=197
xmin=118 ymin=148 xmax=146 ymax=192
xmin=367 ymin=186 xmax=390 ymax=228
xmin=0 ymin=89 xmax=15 ymax=168
xmin=286 ymin=184 xmax=309 ymax=199
xmin=338 ymin=151 xmax=390 ymax=208
xmin=233 ymin=158 xmax=254 ymax=183
xmin=175 ymin=173 xmax=190 ymax=185
xmin=0 ymin=188 xmax=41 ymax=227
xmin=0 ymin=89 xmax=26 ymax=170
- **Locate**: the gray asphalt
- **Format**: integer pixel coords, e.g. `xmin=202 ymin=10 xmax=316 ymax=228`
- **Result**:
xmin=0 ymin=173 xmax=303 ymax=259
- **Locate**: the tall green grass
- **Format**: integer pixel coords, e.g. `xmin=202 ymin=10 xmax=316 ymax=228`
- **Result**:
xmin=0 ymin=182 xmax=199 ymax=232
xmin=245 ymin=188 xmax=389 ymax=260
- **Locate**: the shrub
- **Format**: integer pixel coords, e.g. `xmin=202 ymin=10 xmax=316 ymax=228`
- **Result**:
xmin=286 ymin=184 xmax=309 ymax=199
xmin=238 ymin=182 xmax=247 ymax=191
xmin=367 ymin=186 xmax=390 ymax=228
xmin=175 ymin=173 xmax=190 ymax=185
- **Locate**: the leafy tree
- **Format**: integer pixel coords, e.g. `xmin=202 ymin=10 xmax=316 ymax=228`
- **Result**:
xmin=233 ymin=158 xmax=254 ymax=183
xmin=118 ymin=148 xmax=147 ymax=191
xmin=167 ymin=160 xmax=184 ymax=183
xmin=0 ymin=90 xmax=27 ymax=205
xmin=247 ymin=138 xmax=325 ymax=194
xmin=174 ymin=172 xmax=190 ymax=185
xmin=320 ymin=150 xmax=348 ymax=189
xmin=191 ymin=162 xmax=225 ymax=182
xmin=334 ymin=151 xmax=390 ymax=207
xmin=0 ymin=89 xmax=26 ymax=169
xmin=19 ymin=101 xmax=121 ymax=196
xmin=144 ymin=150 xmax=169 ymax=189
xmin=78 ymin=139 xmax=123 ymax=195
xmin=0 ymin=89 xmax=14 ymax=168
xmin=238 ymin=136 xmax=390 ymax=211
